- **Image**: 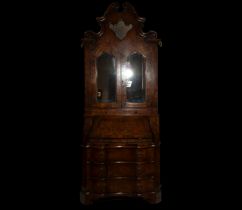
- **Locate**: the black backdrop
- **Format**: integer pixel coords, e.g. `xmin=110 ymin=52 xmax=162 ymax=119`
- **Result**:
xmin=19 ymin=0 xmax=222 ymax=209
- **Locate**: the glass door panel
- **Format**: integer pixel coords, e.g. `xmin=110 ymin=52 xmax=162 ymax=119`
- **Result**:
xmin=96 ymin=53 xmax=116 ymax=102
xmin=124 ymin=53 xmax=145 ymax=103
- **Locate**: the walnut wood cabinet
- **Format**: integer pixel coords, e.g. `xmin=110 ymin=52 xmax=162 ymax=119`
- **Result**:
xmin=80 ymin=2 xmax=161 ymax=204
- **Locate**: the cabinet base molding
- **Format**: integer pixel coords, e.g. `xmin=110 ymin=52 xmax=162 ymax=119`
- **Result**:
xmin=80 ymin=191 xmax=161 ymax=205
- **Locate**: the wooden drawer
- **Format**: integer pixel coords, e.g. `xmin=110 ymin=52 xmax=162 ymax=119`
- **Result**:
xmin=87 ymin=179 xmax=157 ymax=194
xmin=88 ymin=180 xmax=106 ymax=193
xmin=87 ymin=179 xmax=136 ymax=194
xmin=87 ymin=162 xmax=159 ymax=178
xmin=87 ymin=164 xmax=106 ymax=177
xmin=136 ymin=148 xmax=155 ymax=161
xmin=137 ymin=179 xmax=156 ymax=192
xmin=86 ymin=148 xmax=105 ymax=162
xmin=84 ymin=146 xmax=157 ymax=163
xmin=106 ymin=148 xmax=136 ymax=162
xmin=107 ymin=163 xmax=136 ymax=177
xmin=137 ymin=162 xmax=157 ymax=177
xmin=106 ymin=179 xmax=136 ymax=193
xmin=88 ymin=163 xmax=136 ymax=178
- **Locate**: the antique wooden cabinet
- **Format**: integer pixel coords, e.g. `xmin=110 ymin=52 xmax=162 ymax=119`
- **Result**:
xmin=80 ymin=2 xmax=161 ymax=204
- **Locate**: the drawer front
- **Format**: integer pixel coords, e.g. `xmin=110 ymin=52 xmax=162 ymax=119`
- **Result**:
xmin=86 ymin=148 xmax=105 ymax=162
xmin=137 ymin=179 xmax=156 ymax=192
xmin=106 ymin=148 xmax=136 ymax=162
xmin=85 ymin=146 xmax=158 ymax=163
xmin=107 ymin=163 xmax=136 ymax=177
xmin=88 ymin=164 xmax=106 ymax=177
xmin=137 ymin=148 xmax=155 ymax=161
xmin=106 ymin=179 xmax=136 ymax=193
xmin=87 ymin=162 xmax=159 ymax=178
xmin=88 ymin=163 xmax=136 ymax=178
xmin=137 ymin=163 xmax=157 ymax=177
xmin=87 ymin=179 xmax=157 ymax=194
xmin=90 ymin=180 xmax=106 ymax=193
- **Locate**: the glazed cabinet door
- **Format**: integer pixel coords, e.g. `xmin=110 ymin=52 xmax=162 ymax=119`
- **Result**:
xmin=88 ymin=51 xmax=153 ymax=109
xmin=121 ymin=52 xmax=150 ymax=108
xmin=88 ymin=51 xmax=122 ymax=109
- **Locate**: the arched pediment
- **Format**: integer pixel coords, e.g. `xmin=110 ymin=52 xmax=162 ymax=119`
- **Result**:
xmin=81 ymin=2 xmax=161 ymax=48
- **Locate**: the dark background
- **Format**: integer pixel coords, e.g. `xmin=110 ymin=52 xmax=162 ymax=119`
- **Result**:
xmin=14 ymin=0 xmax=227 ymax=209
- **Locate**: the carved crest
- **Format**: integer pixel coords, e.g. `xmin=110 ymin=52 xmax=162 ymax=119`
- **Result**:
xmin=81 ymin=2 xmax=161 ymax=48
xmin=109 ymin=20 xmax=133 ymax=40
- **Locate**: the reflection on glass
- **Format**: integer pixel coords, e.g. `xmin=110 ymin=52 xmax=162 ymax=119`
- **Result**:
xmin=125 ymin=53 xmax=145 ymax=102
xmin=97 ymin=53 xmax=116 ymax=102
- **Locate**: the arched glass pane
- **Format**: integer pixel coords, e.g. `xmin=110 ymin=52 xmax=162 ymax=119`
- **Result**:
xmin=96 ymin=53 xmax=116 ymax=102
xmin=125 ymin=53 xmax=145 ymax=102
